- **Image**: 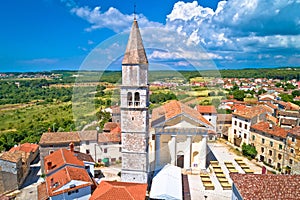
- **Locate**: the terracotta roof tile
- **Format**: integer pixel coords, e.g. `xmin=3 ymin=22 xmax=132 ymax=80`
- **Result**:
xmin=90 ymin=181 xmax=147 ymax=200
xmin=39 ymin=132 xmax=80 ymax=145
xmin=78 ymin=130 xmax=98 ymax=141
xmin=251 ymin=121 xmax=287 ymax=138
xmin=196 ymin=105 xmax=217 ymax=114
xmin=288 ymin=126 xmax=300 ymax=137
xmin=217 ymin=114 xmax=232 ymax=123
xmin=103 ymin=122 xmax=120 ymax=132
xmin=233 ymin=105 xmax=270 ymax=119
xmin=98 ymin=132 xmax=121 ymax=143
xmin=230 ymin=174 xmax=300 ymax=199
xmin=0 ymin=151 xmax=22 ymax=163
xmin=152 ymin=100 xmax=212 ymax=127
xmin=44 ymin=149 xmax=84 ymax=173
xmin=46 ymin=166 xmax=93 ymax=197
xmin=9 ymin=143 xmax=39 ymax=154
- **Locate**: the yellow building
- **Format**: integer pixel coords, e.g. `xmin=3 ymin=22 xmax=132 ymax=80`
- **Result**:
xmin=286 ymin=126 xmax=300 ymax=174
xmin=250 ymin=121 xmax=287 ymax=171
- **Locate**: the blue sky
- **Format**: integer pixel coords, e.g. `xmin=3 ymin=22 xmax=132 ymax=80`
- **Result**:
xmin=0 ymin=0 xmax=300 ymax=72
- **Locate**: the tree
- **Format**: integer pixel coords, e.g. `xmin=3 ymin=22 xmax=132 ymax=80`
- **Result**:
xmin=233 ymin=90 xmax=245 ymax=101
xmin=242 ymin=143 xmax=257 ymax=159
xmin=292 ymin=90 xmax=300 ymax=97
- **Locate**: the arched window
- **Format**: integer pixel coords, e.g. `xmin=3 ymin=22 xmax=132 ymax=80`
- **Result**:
xmin=127 ymin=92 xmax=132 ymax=106
xmin=134 ymin=92 xmax=140 ymax=106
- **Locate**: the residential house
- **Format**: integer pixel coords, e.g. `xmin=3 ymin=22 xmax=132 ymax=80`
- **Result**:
xmin=216 ymin=114 xmax=232 ymax=140
xmin=250 ymin=121 xmax=287 ymax=170
xmin=39 ymin=131 xmax=81 ymax=173
xmin=230 ymin=174 xmax=300 ymax=200
xmin=79 ymin=130 xmax=98 ymax=163
xmin=9 ymin=143 xmax=39 ymax=164
xmin=0 ymin=152 xmax=23 ymax=193
xmin=278 ymin=110 xmax=300 ymax=129
xmin=229 ymin=105 xmax=271 ymax=147
xmin=38 ymin=148 xmax=96 ymax=200
xmin=97 ymin=122 xmax=122 ymax=165
xmin=286 ymin=126 xmax=300 ymax=174
xmin=195 ymin=105 xmax=217 ymax=130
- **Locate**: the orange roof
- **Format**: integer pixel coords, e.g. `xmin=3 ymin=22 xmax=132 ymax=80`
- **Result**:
xmin=288 ymin=126 xmax=300 ymax=137
xmin=90 ymin=181 xmax=147 ymax=200
xmin=152 ymin=100 xmax=212 ymax=127
xmin=98 ymin=132 xmax=121 ymax=143
xmin=233 ymin=105 xmax=270 ymax=119
xmin=46 ymin=166 xmax=93 ymax=197
xmin=9 ymin=143 xmax=39 ymax=154
xmin=196 ymin=105 xmax=217 ymax=114
xmin=44 ymin=149 xmax=84 ymax=173
xmin=103 ymin=122 xmax=120 ymax=132
xmin=251 ymin=121 xmax=287 ymax=138
xmin=37 ymin=182 xmax=48 ymax=200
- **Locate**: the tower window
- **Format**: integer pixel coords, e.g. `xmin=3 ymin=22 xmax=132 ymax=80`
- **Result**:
xmin=127 ymin=92 xmax=133 ymax=106
xmin=134 ymin=92 xmax=140 ymax=106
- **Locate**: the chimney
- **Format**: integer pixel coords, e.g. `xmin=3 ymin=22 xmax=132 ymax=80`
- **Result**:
xmin=69 ymin=142 xmax=74 ymax=152
xmin=269 ymin=123 xmax=273 ymax=129
xmin=47 ymin=161 xmax=52 ymax=171
xmin=48 ymin=127 xmax=51 ymax=132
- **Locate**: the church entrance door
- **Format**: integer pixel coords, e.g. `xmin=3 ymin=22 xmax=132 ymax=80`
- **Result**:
xmin=177 ymin=155 xmax=184 ymax=168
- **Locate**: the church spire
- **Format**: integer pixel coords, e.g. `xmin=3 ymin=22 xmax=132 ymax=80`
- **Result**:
xmin=122 ymin=19 xmax=148 ymax=65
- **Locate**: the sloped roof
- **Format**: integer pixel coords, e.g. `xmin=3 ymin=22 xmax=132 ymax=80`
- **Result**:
xmin=122 ymin=20 xmax=148 ymax=65
xmin=78 ymin=130 xmax=98 ymax=141
xmin=151 ymin=100 xmax=212 ymax=127
xmin=288 ymin=126 xmax=300 ymax=137
xmin=230 ymin=174 xmax=300 ymax=199
xmin=150 ymin=164 xmax=182 ymax=200
xmin=196 ymin=105 xmax=217 ymax=114
xmin=44 ymin=149 xmax=85 ymax=173
xmin=233 ymin=105 xmax=270 ymax=119
xmin=103 ymin=122 xmax=120 ymax=132
xmin=9 ymin=143 xmax=39 ymax=154
xmin=0 ymin=151 xmax=22 ymax=163
xmin=39 ymin=132 xmax=80 ymax=145
xmin=98 ymin=132 xmax=121 ymax=143
xmin=251 ymin=121 xmax=288 ymax=138
xmin=46 ymin=166 xmax=93 ymax=197
xmin=90 ymin=181 xmax=147 ymax=200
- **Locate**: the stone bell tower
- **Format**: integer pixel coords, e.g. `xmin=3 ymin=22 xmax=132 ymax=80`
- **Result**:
xmin=120 ymin=19 xmax=149 ymax=183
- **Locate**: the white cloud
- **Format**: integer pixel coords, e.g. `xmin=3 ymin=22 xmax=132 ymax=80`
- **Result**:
xmin=70 ymin=6 xmax=162 ymax=32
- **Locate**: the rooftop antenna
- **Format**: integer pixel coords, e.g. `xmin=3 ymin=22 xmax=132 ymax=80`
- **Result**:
xmin=134 ymin=3 xmax=136 ymax=20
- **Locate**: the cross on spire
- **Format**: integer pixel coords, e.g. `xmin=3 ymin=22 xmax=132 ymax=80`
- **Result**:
xmin=134 ymin=3 xmax=136 ymax=20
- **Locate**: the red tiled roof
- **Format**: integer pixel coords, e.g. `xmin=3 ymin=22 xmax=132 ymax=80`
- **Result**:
xmin=46 ymin=166 xmax=93 ymax=197
xmin=103 ymin=122 xmax=120 ymax=132
xmin=233 ymin=105 xmax=270 ymax=119
xmin=152 ymin=100 xmax=212 ymax=127
xmin=288 ymin=126 xmax=300 ymax=137
xmin=39 ymin=132 xmax=80 ymax=145
xmin=251 ymin=121 xmax=287 ymax=138
xmin=230 ymin=174 xmax=300 ymax=199
xmin=196 ymin=105 xmax=217 ymax=114
xmin=90 ymin=181 xmax=147 ymax=200
xmin=9 ymin=143 xmax=39 ymax=154
xmin=98 ymin=132 xmax=121 ymax=143
xmin=265 ymin=102 xmax=277 ymax=109
xmin=44 ymin=149 xmax=84 ymax=173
